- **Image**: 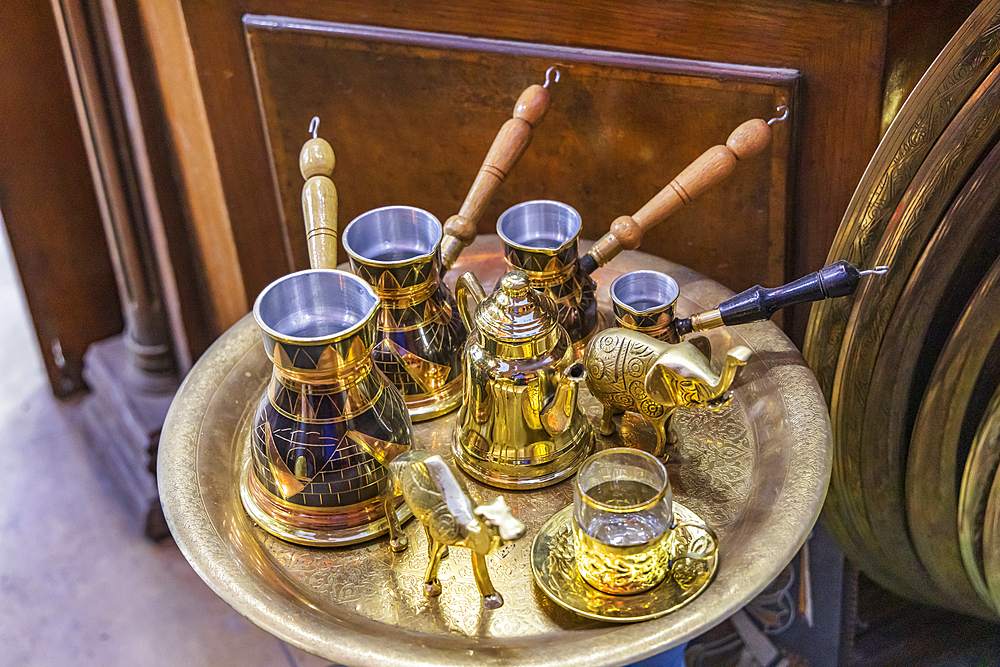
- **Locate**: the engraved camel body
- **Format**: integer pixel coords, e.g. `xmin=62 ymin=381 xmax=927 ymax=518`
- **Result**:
xmin=584 ymin=328 xmax=751 ymax=450
xmin=388 ymin=451 xmax=526 ymax=609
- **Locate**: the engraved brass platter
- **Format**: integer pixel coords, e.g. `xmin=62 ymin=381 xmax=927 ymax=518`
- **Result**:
xmin=983 ymin=459 xmax=1000 ymax=611
xmin=159 ymin=236 xmax=831 ymax=666
xmin=803 ymin=0 xmax=1000 ymax=608
xmin=959 ymin=385 xmax=1000 ymax=610
xmin=531 ymin=503 xmax=716 ymax=623
xmin=856 ymin=136 xmax=1000 ymax=617
xmin=906 ymin=254 xmax=1000 ymax=620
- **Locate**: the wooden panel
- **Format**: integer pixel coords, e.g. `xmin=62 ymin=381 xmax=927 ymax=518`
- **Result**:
xmin=113 ymin=0 xmax=216 ymax=368
xmin=144 ymin=0 xmax=974 ymax=343
xmin=0 ymin=0 xmax=123 ymax=396
xmin=167 ymin=0 xmax=889 ymax=343
xmin=245 ymin=18 xmax=796 ymax=291
xmin=136 ymin=0 xmax=248 ymax=333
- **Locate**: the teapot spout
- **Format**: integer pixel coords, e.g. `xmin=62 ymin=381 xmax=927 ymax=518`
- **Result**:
xmin=542 ymin=362 xmax=586 ymax=435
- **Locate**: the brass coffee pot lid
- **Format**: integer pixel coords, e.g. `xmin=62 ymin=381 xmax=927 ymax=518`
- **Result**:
xmin=474 ymin=270 xmax=560 ymax=343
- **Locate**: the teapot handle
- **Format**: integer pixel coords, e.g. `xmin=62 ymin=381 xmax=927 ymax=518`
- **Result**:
xmin=455 ymin=272 xmax=486 ymax=332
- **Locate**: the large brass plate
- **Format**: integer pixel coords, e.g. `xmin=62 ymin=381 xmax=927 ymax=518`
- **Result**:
xmin=857 ymin=137 xmax=1000 ymax=615
xmin=158 ymin=236 xmax=831 ymax=666
xmin=906 ymin=254 xmax=1000 ymax=620
xmin=803 ymin=0 xmax=1000 ymax=606
xmin=832 ymin=63 xmax=1000 ymax=612
xmin=959 ymin=385 xmax=1000 ymax=609
xmin=983 ymin=459 xmax=1000 ymax=611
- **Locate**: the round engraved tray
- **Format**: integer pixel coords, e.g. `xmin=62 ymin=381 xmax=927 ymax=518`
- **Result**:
xmin=158 ymin=236 xmax=831 ymax=667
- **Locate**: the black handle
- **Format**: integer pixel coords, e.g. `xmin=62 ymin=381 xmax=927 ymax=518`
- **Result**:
xmin=719 ymin=260 xmax=865 ymax=326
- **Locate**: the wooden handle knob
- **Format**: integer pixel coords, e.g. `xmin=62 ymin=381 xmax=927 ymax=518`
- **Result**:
xmin=513 ymin=84 xmax=550 ymax=126
xmin=440 ymin=80 xmax=555 ymax=270
xmin=300 ymin=136 xmax=335 ymax=179
xmin=586 ymin=114 xmax=775 ymax=270
xmin=726 ymin=118 xmax=772 ymax=159
xmin=300 ymin=133 xmax=338 ymax=269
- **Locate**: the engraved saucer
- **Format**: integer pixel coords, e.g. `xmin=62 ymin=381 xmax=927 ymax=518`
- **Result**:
xmin=531 ymin=503 xmax=717 ymax=623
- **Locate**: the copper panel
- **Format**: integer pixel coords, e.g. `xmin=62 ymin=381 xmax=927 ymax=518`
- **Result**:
xmin=244 ymin=17 xmax=796 ymax=294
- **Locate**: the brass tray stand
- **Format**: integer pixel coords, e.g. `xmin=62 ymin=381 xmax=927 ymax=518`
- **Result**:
xmin=158 ymin=236 xmax=831 ymax=667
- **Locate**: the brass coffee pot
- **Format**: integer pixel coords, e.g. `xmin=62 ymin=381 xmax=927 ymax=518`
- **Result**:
xmin=452 ymin=270 xmax=591 ymax=489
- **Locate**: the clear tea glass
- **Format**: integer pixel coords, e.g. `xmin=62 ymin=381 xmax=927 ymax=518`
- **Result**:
xmin=573 ymin=448 xmax=716 ymax=595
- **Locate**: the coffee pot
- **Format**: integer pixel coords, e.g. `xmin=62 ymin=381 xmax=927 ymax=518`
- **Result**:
xmin=487 ymin=109 xmax=787 ymax=351
xmin=242 ymin=269 xmax=413 ymax=548
xmin=240 ymin=124 xmax=412 ymax=548
xmin=496 ymin=200 xmax=603 ymax=353
xmin=452 ymin=270 xmax=591 ymax=489
xmin=342 ymin=206 xmax=467 ymax=422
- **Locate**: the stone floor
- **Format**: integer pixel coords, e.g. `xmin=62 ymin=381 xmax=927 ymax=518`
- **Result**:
xmin=0 ymin=230 xmax=331 ymax=667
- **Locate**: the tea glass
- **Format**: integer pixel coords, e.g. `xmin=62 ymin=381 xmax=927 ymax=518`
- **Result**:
xmin=573 ymin=448 xmax=717 ymax=595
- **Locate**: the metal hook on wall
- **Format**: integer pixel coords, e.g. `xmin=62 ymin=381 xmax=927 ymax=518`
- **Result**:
xmin=767 ymin=105 xmax=790 ymax=126
xmin=543 ymin=65 xmax=563 ymax=88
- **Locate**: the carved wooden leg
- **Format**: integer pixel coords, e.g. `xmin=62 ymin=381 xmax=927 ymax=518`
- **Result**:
xmin=600 ymin=405 xmax=614 ymax=436
xmin=384 ymin=495 xmax=408 ymax=553
xmin=472 ymin=551 xmax=503 ymax=609
xmin=423 ymin=540 xmax=445 ymax=597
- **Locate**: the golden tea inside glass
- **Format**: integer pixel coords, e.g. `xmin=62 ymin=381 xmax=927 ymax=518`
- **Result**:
xmin=573 ymin=449 xmax=673 ymax=595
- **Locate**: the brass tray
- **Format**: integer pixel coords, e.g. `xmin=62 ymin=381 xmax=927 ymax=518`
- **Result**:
xmin=857 ymin=132 xmax=1000 ymax=616
xmin=959 ymin=384 xmax=1000 ymax=610
xmin=983 ymin=460 xmax=1000 ymax=611
xmin=831 ymin=62 xmax=1000 ymax=610
xmin=158 ymin=236 xmax=831 ymax=666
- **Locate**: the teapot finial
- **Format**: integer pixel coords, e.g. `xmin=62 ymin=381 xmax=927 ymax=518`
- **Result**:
xmin=499 ymin=270 xmax=531 ymax=296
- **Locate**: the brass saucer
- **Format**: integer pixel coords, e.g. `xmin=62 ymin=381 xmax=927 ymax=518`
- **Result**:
xmin=531 ymin=503 xmax=717 ymax=623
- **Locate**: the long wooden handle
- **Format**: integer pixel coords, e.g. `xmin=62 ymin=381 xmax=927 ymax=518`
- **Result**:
xmin=300 ymin=120 xmax=338 ymax=270
xmin=440 ymin=73 xmax=557 ymax=271
xmin=583 ymin=115 xmax=776 ymax=274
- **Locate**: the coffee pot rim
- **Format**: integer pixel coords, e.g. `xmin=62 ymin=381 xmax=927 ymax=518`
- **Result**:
xmin=496 ymin=199 xmax=581 ymax=256
xmin=253 ymin=268 xmax=380 ymax=346
xmin=342 ymin=205 xmax=442 ymax=268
